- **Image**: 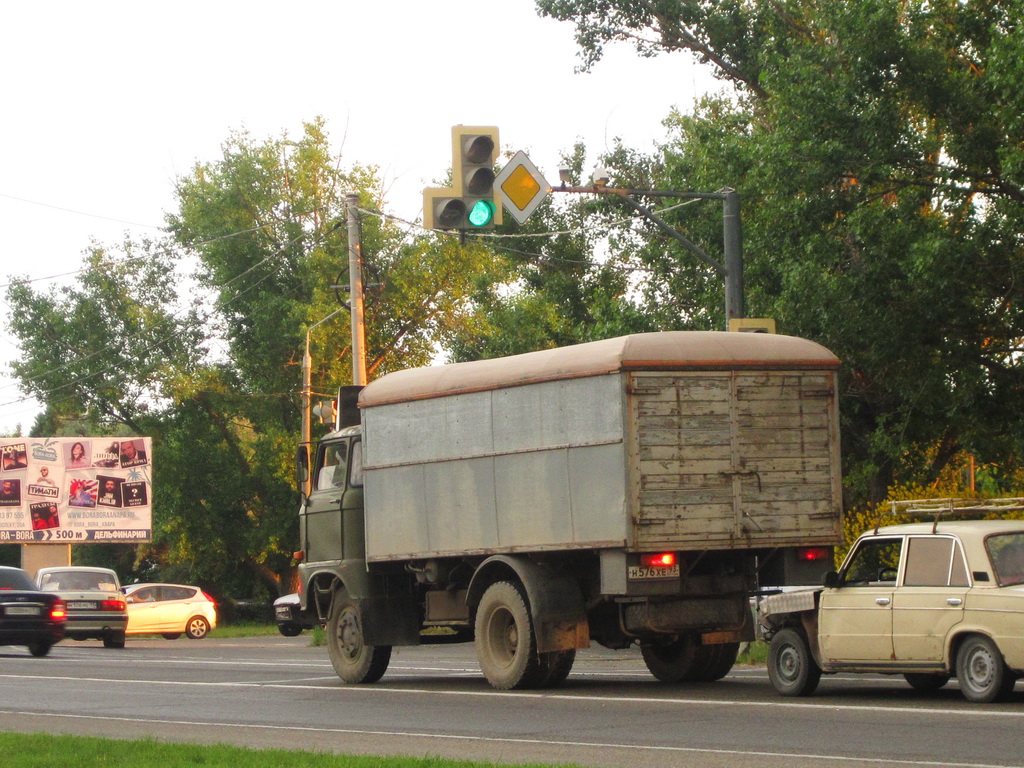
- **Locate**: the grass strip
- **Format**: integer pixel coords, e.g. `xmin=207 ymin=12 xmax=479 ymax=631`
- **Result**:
xmin=0 ymin=732 xmax=580 ymax=768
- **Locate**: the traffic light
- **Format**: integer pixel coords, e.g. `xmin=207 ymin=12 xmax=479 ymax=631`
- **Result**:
xmin=423 ymin=125 xmax=502 ymax=231
xmin=312 ymin=399 xmax=337 ymax=425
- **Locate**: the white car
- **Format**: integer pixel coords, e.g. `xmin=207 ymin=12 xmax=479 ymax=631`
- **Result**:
xmin=761 ymin=509 xmax=1024 ymax=702
xmin=124 ymin=583 xmax=217 ymax=639
xmin=36 ymin=566 xmax=128 ymax=648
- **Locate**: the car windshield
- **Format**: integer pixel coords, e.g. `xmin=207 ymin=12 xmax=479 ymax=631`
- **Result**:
xmin=988 ymin=533 xmax=1024 ymax=587
xmin=39 ymin=571 xmax=118 ymax=592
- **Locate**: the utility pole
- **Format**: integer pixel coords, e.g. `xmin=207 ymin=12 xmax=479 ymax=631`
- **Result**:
xmin=555 ymin=185 xmax=743 ymax=328
xmin=298 ymin=198 xmax=368 ymax=495
xmin=346 ymin=194 xmax=368 ymax=386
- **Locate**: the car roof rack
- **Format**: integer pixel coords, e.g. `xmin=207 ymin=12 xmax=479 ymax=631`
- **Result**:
xmin=875 ymin=497 xmax=1024 ymax=534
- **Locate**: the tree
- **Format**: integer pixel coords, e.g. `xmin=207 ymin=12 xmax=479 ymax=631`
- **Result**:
xmin=160 ymin=119 xmax=508 ymax=595
xmin=5 ymin=118 xmax=511 ymax=599
xmin=6 ymin=241 xmax=203 ymax=434
xmin=537 ymin=0 xmax=1024 ymax=503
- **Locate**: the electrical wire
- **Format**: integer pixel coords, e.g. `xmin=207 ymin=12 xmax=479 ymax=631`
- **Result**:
xmin=2 ymin=191 xmax=704 ymax=421
xmin=0 ymin=225 xmax=322 ymax=414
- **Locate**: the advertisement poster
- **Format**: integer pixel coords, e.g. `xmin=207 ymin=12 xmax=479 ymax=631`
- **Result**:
xmin=0 ymin=437 xmax=152 ymax=544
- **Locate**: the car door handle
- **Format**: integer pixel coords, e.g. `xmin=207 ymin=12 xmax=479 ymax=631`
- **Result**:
xmin=875 ymin=597 xmax=891 ymax=606
xmin=947 ymin=598 xmax=963 ymax=607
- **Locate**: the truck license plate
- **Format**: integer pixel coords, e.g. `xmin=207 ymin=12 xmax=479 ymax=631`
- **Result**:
xmin=628 ymin=564 xmax=680 ymax=580
xmin=5 ymin=606 xmax=41 ymax=616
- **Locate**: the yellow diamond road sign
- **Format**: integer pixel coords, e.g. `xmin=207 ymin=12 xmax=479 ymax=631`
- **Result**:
xmin=495 ymin=151 xmax=549 ymax=224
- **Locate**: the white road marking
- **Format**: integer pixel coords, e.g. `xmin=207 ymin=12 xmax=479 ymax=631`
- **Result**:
xmin=2 ymin=672 xmax=1023 ymax=719
xmin=0 ymin=708 xmax=1018 ymax=768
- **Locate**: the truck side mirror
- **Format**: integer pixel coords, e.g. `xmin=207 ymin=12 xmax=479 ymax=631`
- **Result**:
xmin=295 ymin=445 xmax=310 ymax=499
xmin=823 ymin=570 xmax=839 ymax=588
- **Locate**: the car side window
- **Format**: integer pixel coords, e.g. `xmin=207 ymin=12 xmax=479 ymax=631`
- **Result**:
xmin=314 ymin=442 xmax=348 ymax=491
xmin=903 ymin=537 xmax=969 ymax=587
xmin=163 ymin=587 xmax=192 ymax=601
xmin=988 ymin=533 xmax=1024 ymax=586
xmin=841 ymin=538 xmax=903 ymax=586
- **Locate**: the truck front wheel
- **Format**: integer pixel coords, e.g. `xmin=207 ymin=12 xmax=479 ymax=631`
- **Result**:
xmin=767 ymin=627 xmax=821 ymax=696
xmin=327 ymin=589 xmax=391 ymax=684
xmin=475 ymin=581 xmax=544 ymax=690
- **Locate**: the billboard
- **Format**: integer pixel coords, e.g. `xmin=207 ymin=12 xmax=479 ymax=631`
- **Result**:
xmin=0 ymin=437 xmax=152 ymax=544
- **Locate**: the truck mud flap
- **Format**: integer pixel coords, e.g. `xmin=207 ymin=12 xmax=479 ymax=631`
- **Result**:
xmin=356 ymin=595 xmax=420 ymax=646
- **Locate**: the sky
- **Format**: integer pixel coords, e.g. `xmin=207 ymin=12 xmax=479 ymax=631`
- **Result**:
xmin=0 ymin=0 xmax=718 ymax=434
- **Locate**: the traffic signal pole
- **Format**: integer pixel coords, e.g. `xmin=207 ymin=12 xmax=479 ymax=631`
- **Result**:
xmin=555 ymin=185 xmax=743 ymax=329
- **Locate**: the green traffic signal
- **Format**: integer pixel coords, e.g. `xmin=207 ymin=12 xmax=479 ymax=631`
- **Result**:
xmin=467 ymin=199 xmax=495 ymax=227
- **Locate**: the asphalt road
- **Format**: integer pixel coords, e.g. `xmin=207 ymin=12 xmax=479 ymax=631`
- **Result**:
xmin=1 ymin=635 xmax=1023 ymax=768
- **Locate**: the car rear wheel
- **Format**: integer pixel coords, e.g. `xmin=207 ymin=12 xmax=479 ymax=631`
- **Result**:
xmin=103 ymin=632 xmax=126 ymax=649
xmin=185 ymin=616 xmax=210 ymax=639
xmin=956 ymin=635 xmax=1016 ymax=703
xmin=768 ymin=628 xmax=821 ymax=697
xmin=161 ymin=633 xmax=182 ymax=640
xmin=27 ymin=642 xmax=51 ymax=657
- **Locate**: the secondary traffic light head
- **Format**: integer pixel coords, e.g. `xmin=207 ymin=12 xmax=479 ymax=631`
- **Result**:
xmin=423 ymin=125 xmax=503 ymax=231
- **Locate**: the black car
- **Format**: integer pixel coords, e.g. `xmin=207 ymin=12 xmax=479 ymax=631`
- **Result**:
xmin=0 ymin=566 xmax=67 ymax=656
xmin=273 ymin=593 xmax=315 ymax=636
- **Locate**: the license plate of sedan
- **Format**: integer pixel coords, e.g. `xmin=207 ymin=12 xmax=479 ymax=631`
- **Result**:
xmin=5 ymin=606 xmax=41 ymax=616
xmin=67 ymin=601 xmax=96 ymax=610
xmin=628 ymin=564 xmax=680 ymax=579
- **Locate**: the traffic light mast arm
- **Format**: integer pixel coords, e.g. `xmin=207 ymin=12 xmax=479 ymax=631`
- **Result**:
xmin=552 ymin=185 xmax=743 ymax=327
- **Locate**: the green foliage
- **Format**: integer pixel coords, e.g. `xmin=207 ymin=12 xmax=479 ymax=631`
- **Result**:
xmin=3 ymin=118 xmax=520 ymax=599
xmin=443 ymin=143 xmax=658 ymax=361
xmin=6 ymin=241 xmax=202 ymax=435
xmin=839 ymin=452 xmax=1024 ymax=565
xmin=537 ymin=0 xmax=1024 ymax=506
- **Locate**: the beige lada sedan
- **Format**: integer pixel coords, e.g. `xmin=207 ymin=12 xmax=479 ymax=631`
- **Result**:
xmin=761 ymin=517 xmax=1024 ymax=702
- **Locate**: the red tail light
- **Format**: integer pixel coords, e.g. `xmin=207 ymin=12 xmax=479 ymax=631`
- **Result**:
xmin=797 ymin=547 xmax=831 ymax=562
xmin=201 ymin=591 xmax=216 ymax=605
xmin=640 ymin=552 xmax=677 ymax=568
xmin=101 ymin=598 xmax=127 ymax=611
xmin=51 ymin=601 xmax=67 ymax=620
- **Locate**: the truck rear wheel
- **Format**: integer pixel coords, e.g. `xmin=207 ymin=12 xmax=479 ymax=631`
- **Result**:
xmin=475 ymin=581 xmax=544 ymax=690
xmin=640 ymin=635 xmax=701 ymax=682
xmin=327 ymin=588 xmax=391 ymax=684
xmin=697 ymin=642 xmax=739 ymax=682
xmin=536 ymin=649 xmax=576 ymax=688
xmin=767 ymin=627 xmax=821 ymax=696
